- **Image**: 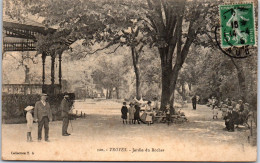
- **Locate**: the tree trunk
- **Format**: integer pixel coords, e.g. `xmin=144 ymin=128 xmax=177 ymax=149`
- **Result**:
xmin=131 ymin=47 xmax=141 ymax=100
xmin=24 ymin=65 xmax=30 ymax=84
xmin=116 ymin=87 xmax=120 ymax=99
xmin=181 ymin=82 xmax=186 ymax=101
xmin=231 ymin=59 xmax=247 ymax=102
xmin=160 ymin=50 xmax=172 ymax=111
xmin=188 ymin=83 xmax=192 ymax=91
xmin=147 ymin=0 xmax=197 ymax=112
xmin=108 ymin=88 xmax=113 ymax=99
xmin=106 ymin=89 xmax=109 ymax=99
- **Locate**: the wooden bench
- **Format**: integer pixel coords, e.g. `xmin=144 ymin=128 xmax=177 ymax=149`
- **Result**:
xmin=154 ymin=115 xmax=187 ymax=123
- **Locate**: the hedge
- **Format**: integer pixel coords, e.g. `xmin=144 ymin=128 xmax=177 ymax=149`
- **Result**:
xmin=2 ymin=94 xmax=65 ymax=124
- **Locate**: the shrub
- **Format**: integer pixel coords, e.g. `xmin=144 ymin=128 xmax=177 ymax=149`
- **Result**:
xmin=2 ymin=94 xmax=65 ymax=123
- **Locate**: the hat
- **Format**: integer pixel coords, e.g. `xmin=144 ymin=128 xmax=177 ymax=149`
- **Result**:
xmin=25 ymin=106 xmax=34 ymax=111
xmin=41 ymin=93 xmax=48 ymax=96
xmin=238 ymin=100 xmax=243 ymax=102
xmin=64 ymin=94 xmax=70 ymax=97
xmin=245 ymin=103 xmax=249 ymax=106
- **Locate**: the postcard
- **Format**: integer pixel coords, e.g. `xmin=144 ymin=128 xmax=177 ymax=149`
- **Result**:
xmin=2 ymin=0 xmax=257 ymax=161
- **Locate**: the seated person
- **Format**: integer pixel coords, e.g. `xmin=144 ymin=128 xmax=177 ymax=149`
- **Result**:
xmin=224 ymin=108 xmax=235 ymax=132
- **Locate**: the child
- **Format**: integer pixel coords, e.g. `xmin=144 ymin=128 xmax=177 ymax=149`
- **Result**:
xmin=25 ymin=106 xmax=34 ymax=142
xmin=145 ymin=101 xmax=153 ymax=126
xmin=213 ymin=106 xmax=218 ymax=119
xmin=128 ymin=102 xmax=136 ymax=124
xmin=121 ymin=102 xmax=128 ymax=124
xmin=165 ymin=104 xmax=171 ymax=125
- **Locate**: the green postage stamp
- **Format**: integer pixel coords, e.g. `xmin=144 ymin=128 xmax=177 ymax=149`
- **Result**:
xmin=219 ymin=3 xmax=256 ymax=48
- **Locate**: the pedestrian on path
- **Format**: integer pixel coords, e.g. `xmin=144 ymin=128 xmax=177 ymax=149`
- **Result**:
xmin=121 ymin=102 xmax=128 ymax=124
xmin=212 ymin=106 xmax=218 ymax=119
xmin=134 ymin=102 xmax=141 ymax=124
xmin=192 ymin=95 xmax=197 ymax=110
xmin=61 ymin=94 xmax=72 ymax=136
xmin=34 ymin=93 xmax=52 ymax=142
xmin=25 ymin=105 xmax=34 ymax=142
xmin=128 ymin=102 xmax=136 ymax=124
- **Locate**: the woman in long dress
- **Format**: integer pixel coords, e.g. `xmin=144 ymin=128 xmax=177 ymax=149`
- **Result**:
xmin=145 ymin=101 xmax=153 ymax=125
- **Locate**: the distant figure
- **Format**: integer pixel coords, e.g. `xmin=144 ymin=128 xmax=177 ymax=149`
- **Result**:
xmin=121 ymin=102 xmax=128 ymax=124
xmin=61 ymin=94 xmax=71 ymax=136
xmin=25 ymin=106 xmax=34 ymax=142
xmin=128 ymin=102 xmax=136 ymax=124
xmin=192 ymin=95 xmax=197 ymax=110
xmin=212 ymin=106 xmax=218 ymax=119
xmin=212 ymin=96 xmax=218 ymax=109
xmin=231 ymin=99 xmax=237 ymax=109
xmin=34 ymin=93 xmax=52 ymax=142
xmin=236 ymin=100 xmax=244 ymax=112
xmin=134 ymin=102 xmax=141 ymax=124
xmin=226 ymin=98 xmax=232 ymax=106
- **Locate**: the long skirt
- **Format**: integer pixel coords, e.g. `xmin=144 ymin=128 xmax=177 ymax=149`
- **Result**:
xmin=146 ymin=114 xmax=152 ymax=122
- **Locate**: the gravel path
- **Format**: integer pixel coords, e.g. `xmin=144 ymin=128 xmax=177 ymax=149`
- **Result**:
xmin=2 ymin=99 xmax=256 ymax=161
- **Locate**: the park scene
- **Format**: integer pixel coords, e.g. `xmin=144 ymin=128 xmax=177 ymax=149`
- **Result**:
xmin=1 ymin=0 xmax=257 ymax=161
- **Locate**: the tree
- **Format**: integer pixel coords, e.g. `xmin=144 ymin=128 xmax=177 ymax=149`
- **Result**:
xmin=143 ymin=0 xmax=215 ymax=109
xmin=3 ymin=0 xmax=221 ymax=109
xmin=91 ymin=54 xmax=129 ymax=99
xmin=7 ymin=52 xmax=37 ymax=84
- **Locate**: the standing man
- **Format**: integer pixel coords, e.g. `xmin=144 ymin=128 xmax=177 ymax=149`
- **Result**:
xmin=192 ymin=95 xmax=197 ymax=110
xmin=61 ymin=94 xmax=71 ymax=136
xmin=34 ymin=93 xmax=52 ymax=142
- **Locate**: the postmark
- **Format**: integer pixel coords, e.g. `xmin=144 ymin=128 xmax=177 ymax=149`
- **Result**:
xmin=219 ymin=3 xmax=256 ymax=48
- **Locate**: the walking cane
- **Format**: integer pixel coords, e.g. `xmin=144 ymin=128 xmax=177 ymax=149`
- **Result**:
xmin=69 ymin=103 xmax=75 ymax=133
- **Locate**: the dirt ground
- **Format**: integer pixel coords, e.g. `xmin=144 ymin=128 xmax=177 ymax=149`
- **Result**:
xmin=2 ymin=99 xmax=257 ymax=161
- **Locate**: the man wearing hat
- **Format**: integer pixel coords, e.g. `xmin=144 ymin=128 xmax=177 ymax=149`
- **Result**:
xmin=34 ymin=93 xmax=52 ymax=142
xmin=61 ymin=94 xmax=71 ymax=136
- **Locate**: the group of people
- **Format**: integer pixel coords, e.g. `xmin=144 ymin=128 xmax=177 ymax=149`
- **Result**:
xmin=121 ymin=101 xmax=155 ymax=125
xmin=121 ymin=99 xmax=158 ymax=126
xmin=208 ymin=96 xmax=251 ymax=132
xmin=25 ymin=93 xmax=73 ymax=142
xmin=121 ymin=101 xmax=142 ymax=125
xmin=223 ymin=99 xmax=250 ymax=132
xmin=121 ymin=98 xmax=174 ymax=126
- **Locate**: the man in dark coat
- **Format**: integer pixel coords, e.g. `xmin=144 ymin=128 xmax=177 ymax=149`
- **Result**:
xmin=192 ymin=95 xmax=197 ymax=110
xmin=61 ymin=94 xmax=71 ymax=136
xmin=34 ymin=93 xmax=52 ymax=142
